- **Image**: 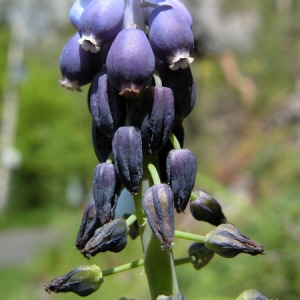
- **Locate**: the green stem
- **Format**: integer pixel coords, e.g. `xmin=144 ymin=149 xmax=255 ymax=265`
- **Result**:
xmin=153 ymin=71 xmax=162 ymax=87
xmin=174 ymin=230 xmax=206 ymax=243
xmin=134 ymin=153 xmax=179 ymax=299
xmin=190 ymin=191 xmax=198 ymax=201
xmin=169 ymin=133 xmax=181 ymax=150
xmin=174 ymin=255 xmax=195 ymax=267
xmin=102 ymin=259 xmax=144 ymax=277
xmin=148 ymin=163 xmax=161 ymax=185
xmin=102 ymin=255 xmax=195 ymax=277
xmin=126 ymin=213 xmax=137 ymax=227
xmin=106 ymin=152 xmax=114 ymax=164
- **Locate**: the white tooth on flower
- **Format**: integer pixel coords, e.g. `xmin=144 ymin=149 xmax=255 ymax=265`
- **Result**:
xmin=78 ymin=35 xmax=101 ymax=53
xmin=168 ymin=53 xmax=194 ymax=70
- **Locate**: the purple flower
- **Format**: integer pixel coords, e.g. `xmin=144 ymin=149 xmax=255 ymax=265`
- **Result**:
xmin=142 ymin=184 xmax=174 ymax=249
xmin=112 ymin=126 xmax=143 ymax=194
xmin=78 ymin=0 xmax=125 ymax=53
xmin=148 ymin=5 xmax=194 ymax=70
xmin=166 ymin=149 xmax=197 ymax=213
xmin=89 ymin=70 xmax=126 ymax=139
xmin=140 ymin=86 xmax=175 ymax=154
xmin=106 ymin=28 xmax=155 ymax=96
xmin=59 ymin=32 xmax=104 ymax=91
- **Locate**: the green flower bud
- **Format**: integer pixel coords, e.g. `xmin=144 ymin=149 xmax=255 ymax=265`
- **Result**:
xmin=188 ymin=242 xmax=214 ymax=270
xmin=204 ymin=224 xmax=264 ymax=258
xmin=236 ymin=289 xmax=269 ymax=300
xmin=44 ymin=264 xmax=103 ymax=297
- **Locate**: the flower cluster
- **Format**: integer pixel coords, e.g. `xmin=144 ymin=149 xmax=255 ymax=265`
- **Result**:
xmin=45 ymin=0 xmax=265 ymax=299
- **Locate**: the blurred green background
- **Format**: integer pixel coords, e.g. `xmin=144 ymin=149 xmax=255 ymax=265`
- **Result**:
xmin=0 ymin=0 xmax=300 ymax=299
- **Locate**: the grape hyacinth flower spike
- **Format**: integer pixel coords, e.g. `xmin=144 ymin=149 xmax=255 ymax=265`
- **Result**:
xmin=46 ymin=0 xmax=267 ymax=298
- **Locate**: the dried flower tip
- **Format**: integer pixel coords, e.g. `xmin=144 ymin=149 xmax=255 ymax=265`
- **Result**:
xmin=204 ymin=224 xmax=264 ymax=258
xmin=44 ymin=264 xmax=103 ymax=297
xmin=188 ymin=242 xmax=214 ymax=270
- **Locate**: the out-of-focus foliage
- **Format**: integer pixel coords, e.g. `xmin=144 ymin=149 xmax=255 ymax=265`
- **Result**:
xmin=0 ymin=0 xmax=300 ymax=300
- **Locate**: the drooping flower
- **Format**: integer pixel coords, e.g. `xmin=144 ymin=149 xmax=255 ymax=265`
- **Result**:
xmin=142 ymin=184 xmax=174 ymax=249
xmin=148 ymin=5 xmax=194 ymax=70
xmin=166 ymin=149 xmax=197 ymax=213
xmin=204 ymin=224 xmax=265 ymax=258
xmin=112 ymin=126 xmax=143 ymax=194
xmin=78 ymin=0 xmax=125 ymax=52
xmin=44 ymin=265 xmax=103 ymax=296
xmin=106 ymin=28 xmax=155 ymax=96
xmin=59 ymin=32 xmax=104 ymax=91
xmin=140 ymin=86 xmax=175 ymax=154
xmin=190 ymin=189 xmax=227 ymax=226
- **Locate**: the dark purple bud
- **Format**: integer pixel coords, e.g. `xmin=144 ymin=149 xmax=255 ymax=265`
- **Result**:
xmin=158 ymin=122 xmax=184 ymax=182
xmin=140 ymin=86 xmax=175 ymax=154
xmin=148 ymin=5 xmax=194 ymax=70
xmin=112 ymin=126 xmax=143 ymax=194
xmin=83 ymin=219 xmax=129 ymax=258
xmin=93 ymin=163 xmax=120 ymax=226
xmin=190 ymin=189 xmax=227 ymax=226
xmin=91 ymin=120 xmax=112 ymax=163
xmin=204 ymin=224 xmax=265 ymax=258
xmin=78 ymin=0 xmax=125 ymax=53
xmin=89 ymin=70 xmax=126 ymax=139
xmin=44 ymin=265 xmax=103 ymax=297
xmin=59 ymin=32 xmax=104 ymax=91
xmin=142 ymin=184 xmax=174 ymax=249
xmin=75 ymin=201 xmax=100 ymax=250
xmin=166 ymin=149 xmax=197 ymax=213
xmin=106 ymin=28 xmax=155 ymax=96
xmin=158 ymin=62 xmax=196 ymax=121
xmin=188 ymin=242 xmax=214 ymax=270
xmin=69 ymin=0 xmax=92 ymax=29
